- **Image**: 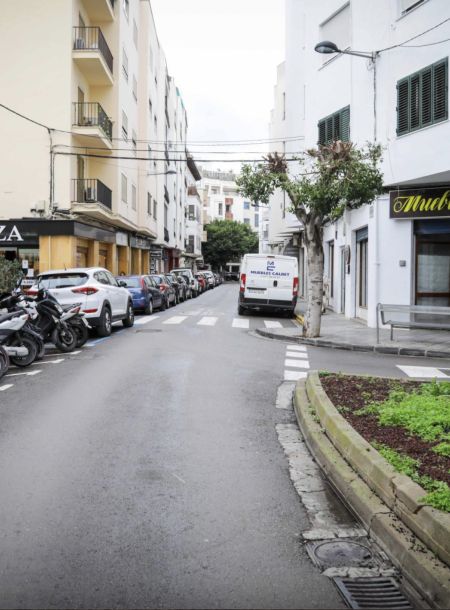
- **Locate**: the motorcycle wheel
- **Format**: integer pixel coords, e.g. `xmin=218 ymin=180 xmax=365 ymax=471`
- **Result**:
xmin=71 ymin=321 xmax=89 ymax=348
xmin=51 ymin=325 xmax=77 ymax=353
xmin=9 ymin=335 xmax=38 ymax=367
xmin=0 ymin=345 xmax=9 ymax=379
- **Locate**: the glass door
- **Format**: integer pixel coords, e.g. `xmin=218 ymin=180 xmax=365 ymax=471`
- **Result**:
xmin=416 ymin=239 xmax=450 ymax=306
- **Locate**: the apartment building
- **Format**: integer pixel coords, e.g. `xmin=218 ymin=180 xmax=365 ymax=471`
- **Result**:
xmin=0 ymin=0 xmax=193 ymax=278
xmin=183 ymin=156 xmax=203 ymax=269
xmin=199 ymin=169 xmax=261 ymax=233
xmin=271 ymin=0 xmax=450 ymax=326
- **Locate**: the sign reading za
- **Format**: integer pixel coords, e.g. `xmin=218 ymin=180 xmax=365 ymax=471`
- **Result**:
xmin=0 ymin=225 xmax=24 ymax=242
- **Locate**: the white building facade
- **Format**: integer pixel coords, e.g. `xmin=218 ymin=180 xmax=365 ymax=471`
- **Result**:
xmin=279 ymin=0 xmax=450 ymax=326
xmin=0 ymin=0 xmax=195 ymax=276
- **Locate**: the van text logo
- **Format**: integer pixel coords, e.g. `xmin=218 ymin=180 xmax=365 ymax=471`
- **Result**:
xmin=390 ymin=188 xmax=450 ymax=219
xmin=0 ymin=225 xmax=24 ymax=242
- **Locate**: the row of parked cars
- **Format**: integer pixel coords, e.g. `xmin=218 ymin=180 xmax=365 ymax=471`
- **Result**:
xmin=29 ymin=266 xmax=222 ymax=337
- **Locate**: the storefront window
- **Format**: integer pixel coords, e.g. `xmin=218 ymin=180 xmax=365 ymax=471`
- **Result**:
xmin=416 ymin=241 xmax=450 ymax=306
xmin=0 ymin=247 xmax=39 ymax=284
xmin=77 ymin=246 xmax=88 ymax=268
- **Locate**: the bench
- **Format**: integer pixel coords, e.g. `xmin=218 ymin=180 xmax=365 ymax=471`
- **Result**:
xmin=376 ymin=303 xmax=450 ymax=343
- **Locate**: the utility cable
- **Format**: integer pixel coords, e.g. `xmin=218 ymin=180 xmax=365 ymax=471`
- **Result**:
xmin=377 ymin=17 xmax=450 ymax=53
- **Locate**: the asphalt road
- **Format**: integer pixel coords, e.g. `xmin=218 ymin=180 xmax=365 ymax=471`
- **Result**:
xmin=0 ymin=284 xmax=346 ymax=609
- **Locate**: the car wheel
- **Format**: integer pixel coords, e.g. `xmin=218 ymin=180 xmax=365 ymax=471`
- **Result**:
xmin=122 ymin=301 xmax=135 ymax=327
xmin=161 ymin=297 xmax=167 ymax=311
xmin=144 ymin=299 xmax=153 ymax=315
xmin=0 ymin=346 xmax=9 ymax=380
xmin=97 ymin=304 xmax=112 ymax=337
xmin=238 ymin=305 xmax=246 ymax=316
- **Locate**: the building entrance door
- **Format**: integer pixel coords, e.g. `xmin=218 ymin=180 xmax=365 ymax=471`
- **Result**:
xmin=355 ymin=227 xmax=368 ymax=321
xmin=340 ymin=246 xmax=346 ymax=313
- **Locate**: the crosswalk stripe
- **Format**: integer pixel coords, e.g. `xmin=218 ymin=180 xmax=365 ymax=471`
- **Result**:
xmin=163 ymin=316 xmax=188 ymax=325
xmin=197 ymin=317 xmax=218 ymax=326
xmin=6 ymin=370 xmax=42 ymax=378
xmin=232 ymin=318 xmax=249 ymax=329
xmin=397 ymin=365 xmax=448 ymax=378
xmin=0 ymin=384 xmax=13 ymax=391
xmin=286 ymin=344 xmax=307 ymax=352
xmin=284 ymin=370 xmax=307 ymax=381
xmin=264 ymin=320 xmax=283 ymax=328
xmin=285 ymin=359 xmax=310 ymax=369
xmin=286 ymin=351 xmax=309 ymax=359
xmin=135 ymin=316 xmax=159 ymax=325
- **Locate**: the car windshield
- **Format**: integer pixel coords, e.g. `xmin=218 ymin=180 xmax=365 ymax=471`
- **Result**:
xmin=151 ymin=275 xmax=163 ymax=285
xmin=119 ymin=277 xmax=140 ymax=288
xmin=38 ymin=273 xmax=88 ymax=289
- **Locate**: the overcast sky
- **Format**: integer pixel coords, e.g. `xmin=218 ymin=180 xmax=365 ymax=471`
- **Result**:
xmin=150 ymin=0 xmax=285 ymax=171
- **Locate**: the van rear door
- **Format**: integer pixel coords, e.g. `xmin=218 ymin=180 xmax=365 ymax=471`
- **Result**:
xmin=245 ymin=255 xmax=296 ymax=303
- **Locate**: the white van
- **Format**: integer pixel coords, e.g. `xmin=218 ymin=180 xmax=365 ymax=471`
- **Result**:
xmin=238 ymin=254 xmax=299 ymax=316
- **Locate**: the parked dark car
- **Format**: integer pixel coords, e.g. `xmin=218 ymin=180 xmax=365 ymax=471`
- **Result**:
xmin=175 ymin=275 xmax=192 ymax=300
xmin=195 ymin=273 xmax=207 ymax=293
xmin=165 ymin=273 xmax=184 ymax=304
xmin=151 ymin=274 xmax=176 ymax=308
xmin=224 ymin=271 xmax=240 ymax=281
xmin=213 ymin=273 xmax=221 ymax=286
xmin=116 ymin=275 xmax=165 ymax=314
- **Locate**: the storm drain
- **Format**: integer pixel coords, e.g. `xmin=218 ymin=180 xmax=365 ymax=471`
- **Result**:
xmin=306 ymin=539 xmax=383 ymax=570
xmin=333 ymin=577 xmax=413 ymax=609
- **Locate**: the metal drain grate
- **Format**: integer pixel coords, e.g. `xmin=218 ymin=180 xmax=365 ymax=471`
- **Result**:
xmin=333 ymin=577 xmax=413 ymax=609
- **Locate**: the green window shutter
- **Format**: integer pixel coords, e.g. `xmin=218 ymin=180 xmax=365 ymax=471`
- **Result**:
xmin=340 ymin=106 xmax=350 ymax=141
xmin=333 ymin=112 xmax=341 ymax=140
xmin=433 ymin=59 xmax=448 ymax=123
xmin=421 ymin=68 xmax=432 ymax=126
xmin=325 ymin=116 xmax=333 ymax=143
xmin=397 ymin=78 xmax=410 ymax=135
xmin=318 ymin=120 xmax=326 ymax=145
xmin=410 ymin=74 xmax=420 ymax=130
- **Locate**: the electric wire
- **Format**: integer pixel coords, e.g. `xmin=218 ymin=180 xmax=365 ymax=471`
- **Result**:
xmin=377 ymin=17 xmax=450 ymax=53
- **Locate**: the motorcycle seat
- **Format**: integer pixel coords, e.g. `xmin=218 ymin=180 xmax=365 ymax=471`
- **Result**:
xmin=0 ymin=311 xmax=22 ymax=323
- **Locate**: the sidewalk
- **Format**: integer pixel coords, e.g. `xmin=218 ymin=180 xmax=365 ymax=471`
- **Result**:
xmin=256 ymin=301 xmax=450 ymax=359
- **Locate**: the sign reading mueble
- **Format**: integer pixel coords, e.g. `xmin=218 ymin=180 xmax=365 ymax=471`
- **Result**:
xmin=390 ymin=187 xmax=450 ymax=219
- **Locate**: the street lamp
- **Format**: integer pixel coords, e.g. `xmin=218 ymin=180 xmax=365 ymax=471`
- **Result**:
xmin=314 ymin=40 xmax=378 ymax=141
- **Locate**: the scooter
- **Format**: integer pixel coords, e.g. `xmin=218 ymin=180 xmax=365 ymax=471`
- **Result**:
xmin=0 ymin=310 xmax=39 ymax=367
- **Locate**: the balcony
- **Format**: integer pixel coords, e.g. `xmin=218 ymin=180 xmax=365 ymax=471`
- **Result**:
xmin=81 ymin=0 xmax=115 ymax=21
xmin=72 ymin=102 xmax=113 ymax=149
xmin=73 ymin=27 xmax=113 ymax=85
xmin=72 ymin=179 xmax=112 ymax=210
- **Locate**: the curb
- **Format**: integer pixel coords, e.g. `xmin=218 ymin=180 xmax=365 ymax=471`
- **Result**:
xmin=293 ymin=374 xmax=450 ymax=608
xmin=255 ymin=328 xmax=450 ymax=359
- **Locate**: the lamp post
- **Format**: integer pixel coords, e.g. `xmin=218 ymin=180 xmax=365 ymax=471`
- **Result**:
xmin=314 ymin=40 xmax=378 ymax=141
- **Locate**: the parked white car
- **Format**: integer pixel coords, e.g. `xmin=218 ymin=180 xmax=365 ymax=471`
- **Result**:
xmin=30 ymin=267 xmax=134 ymax=336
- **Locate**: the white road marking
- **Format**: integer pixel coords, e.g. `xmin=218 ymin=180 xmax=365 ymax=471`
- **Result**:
xmin=285 ymin=359 xmax=310 ymax=369
xmin=69 ymin=351 xmax=82 ymax=355
xmin=276 ymin=382 xmax=296 ymax=409
xmin=197 ymin=317 xmax=218 ymax=326
xmin=286 ymin=344 xmax=307 ymax=352
xmin=284 ymin=370 xmax=308 ymax=381
xmin=134 ymin=316 xmax=159 ymax=325
xmin=172 ymin=473 xmax=186 ymax=484
xmin=6 ymin=370 xmax=42 ymax=378
xmin=397 ymin=365 xmax=448 ymax=379
xmin=0 ymin=384 xmax=14 ymax=391
xmin=264 ymin=320 xmax=283 ymax=328
xmin=163 ymin=316 xmax=187 ymax=325
xmin=286 ymin=351 xmax=309 ymax=359
xmin=232 ymin=318 xmax=249 ymax=329
xmin=31 ymin=359 xmax=64 ymax=365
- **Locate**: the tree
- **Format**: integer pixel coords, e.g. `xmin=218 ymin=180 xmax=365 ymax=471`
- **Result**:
xmin=236 ymin=141 xmax=383 ymax=337
xmin=0 ymin=257 xmax=23 ymax=293
xmin=203 ymin=219 xmax=259 ymax=270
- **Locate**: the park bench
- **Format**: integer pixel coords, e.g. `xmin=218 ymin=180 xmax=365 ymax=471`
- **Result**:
xmin=376 ymin=303 xmax=450 ymax=343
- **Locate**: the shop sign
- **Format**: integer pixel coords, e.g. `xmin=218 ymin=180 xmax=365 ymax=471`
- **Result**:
xmin=149 ymin=247 xmax=162 ymax=259
xmin=131 ymin=236 xmax=152 ymax=249
xmin=390 ymin=187 xmax=450 ymax=219
xmin=116 ymin=232 xmax=128 ymax=247
xmin=0 ymin=224 xmax=24 ymax=242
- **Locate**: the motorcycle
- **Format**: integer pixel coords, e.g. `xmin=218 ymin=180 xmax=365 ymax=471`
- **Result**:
xmin=0 ymin=310 xmax=39 ymax=368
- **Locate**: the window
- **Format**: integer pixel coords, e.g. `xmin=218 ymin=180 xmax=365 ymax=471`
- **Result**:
xmin=132 ymin=75 xmax=137 ymax=101
xmin=122 ymin=110 xmax=128 ymax=140
xmin=211 ymin=186 xmax=220 ymax=195
xmin=121 ymin=173 xmax=127 ymax=203
xmin=131 ymin=184 xmax=137 ymax=210
xmin=328 ymin=241 xmax=334 ymax=298
xmin=254 ymin=213 xmax=259 ymax=228
xmin=319 ymin=3 xmax=350 ymax=61
xmin=318 ymin=106 xmax=350 ymax=144
xmin=397 ymin=58 xmax=448 ymax=136
xmin=147 ymin=192 xmax=152 ymax=215
xmin=356 ymin=228 xmax=368 ymax=309
xmin=122 ymin=48 xmax=128 ymax=80
xmin=148 ymin=98 xmax=152 ymax=117
xmin=153 ymin=199 xmax=157 ymax=219
xmin=164 ymin=204 xmax=168 ymax=227
xmin=243 ymin=201 xmax=250 ymax=210
xmin=282 ymin=92 xmax=286 ymax=120
xmin=122 ymin=0 xmax=129 ymax=20
xmin=244 ymin=218 xmax=250 ymax=225
xmin=133 ymin=19 xmax=138 ymax=47
xmin=188 ymin=204 xmax=196 ymax=220
xmin=132 ymin=129 xmax=137 ymax=154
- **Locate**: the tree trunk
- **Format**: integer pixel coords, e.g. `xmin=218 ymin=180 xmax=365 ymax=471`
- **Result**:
xmin=303 ymin=220 xmax=324 ymax=338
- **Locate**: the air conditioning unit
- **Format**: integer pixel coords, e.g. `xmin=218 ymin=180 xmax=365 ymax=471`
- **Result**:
xmin=74 ymin=38 xmax=85 ymax=50
xmin=84 ymin=187 xmax=96 ymax=203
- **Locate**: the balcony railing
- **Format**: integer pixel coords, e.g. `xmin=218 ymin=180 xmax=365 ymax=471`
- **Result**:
xmin=73 ymin=27 xmax=113 ymax=74
xmin=73 ymin=102 xmax=112 ymax=141
xmin=72 ymin=179 xmax=112 ymax=210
